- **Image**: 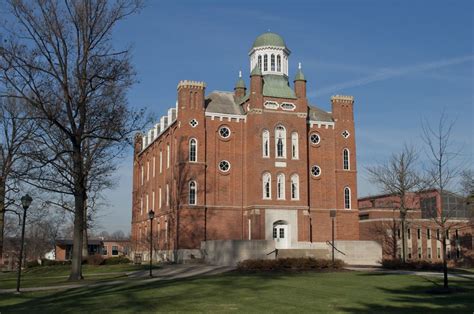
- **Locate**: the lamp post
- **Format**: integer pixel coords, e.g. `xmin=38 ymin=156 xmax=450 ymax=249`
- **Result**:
xmin=16 ymin=194 xmax=32 ymax=293
xmin=330 ymin=210 xmax=336 ymax=265
xmin=148 ymin=209 xmax=155 ymax=278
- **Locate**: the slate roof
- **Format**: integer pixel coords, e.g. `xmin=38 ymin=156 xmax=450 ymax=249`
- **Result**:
xmin=262 ymin=75 xmax=297 ymax=99
xmin=206 ymin=91 xmax=244 ymax=115
xmin=308 ymin=105 xmax=333 ymax=122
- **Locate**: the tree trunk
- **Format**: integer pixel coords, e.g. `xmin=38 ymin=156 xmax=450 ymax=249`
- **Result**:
xmin=0 ymin=190 xmax=5 ymax=262
xmin=69 ymin=147 xmax=85 ymax=281
xmin=82 ymin=204 xmax=89 ymax=258
xmin=401 ymin=216 xmax=406 ymax=263
xmin=442 ymin=232 xmax=448 ymax=289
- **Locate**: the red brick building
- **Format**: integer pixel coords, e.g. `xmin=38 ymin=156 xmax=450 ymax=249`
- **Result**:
xmin=359 ymin=190 xmax=473 ymax=265
xmin=131 ymin=33 xmax=360 ymax=261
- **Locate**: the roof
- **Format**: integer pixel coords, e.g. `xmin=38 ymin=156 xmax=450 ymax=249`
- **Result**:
xmin=206 ymin=91 xmax=244 ymax=115
xmin=56 ymin=239 xmax=103 ymax=246
xmin=235 ymin=77 xmax=246 ymax=89
xmin=308 ymin=105 xmax=333 ymax=122
xmin=252 ymin=32 xmax=287 ymax=49
xmin=294 ymin=68 xmax=306 ymax=81
xmin=250 ymin=65 xmax=262 ymax=76
xmin=262 ymin=75 xmax=297 ymax=99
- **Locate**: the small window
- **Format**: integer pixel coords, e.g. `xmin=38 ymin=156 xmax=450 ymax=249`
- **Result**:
xmin=344 ymin=187 xmax=351 ymax=209
xmin=189 ymin=181 xmax=197 ymax=205
xmin=218 ymin=160 xmax=231 ymax=173
xmin=271 ymin=54 xmax=275 ymax=71
xmin=427 ymin=229 xmax=431 ymax=239
xmin=189 ymin=138 xmax=197 ymax=162
xmin=281 ymin=103 xmax=295 ymax=111
xmin=437 ymin=247 xmax=441 ymax=258
xmin=310 ymin=133 xmax=320 ymax=145
xmin=262 ymin=129 xmax=270 ymax=157
xmin=219 ymin=126 xmax=231 ymax=139
xmin=291 ymin=132 xmax=299 ymax=159
xmin=264 ymin=101 xmax=279 ymax=109
xmin=342 ymin=130 xmax=350 ymax=139
xmin=311 ymin=165 xmax=321 ymax=177
xmin=277 ymin=173 xmax=285 ymax=200
xmin=112 ymin=246 xmax=119 ymax=256
xmin=436 ymin=229 xmax=440 ymax=240
xmin=189 ymin=119 xmax=198 ymax=127
xmin=273 ymin=227 xmax=277 ymax=239
xmin=102 ymin=245 xmax=108 ymax=256
xmin=275 ymin=125 xmax=286 ymax=158
xmin=258 ymin=55 xmax=262 ymax=70
xmin=397 ymin=228 xmax=401 ymax=239
xmin=418 ymin=248 xmax=422 ymax=259
xmin=343 ymin=149 xmax=350 ymax=170
xmin=291 ymin=174 xmax=299 ymax=200
xmin=417 ymin=229 xmax=421 ymax=240
xmin=407 ymin=229 xmax=411 ymax=240
xmin=277 ymin=55 xmax=281 ymax=72
xmin=264 ymin=54 xmax=268 ymax=71
xmin=263 ymin=172 xmax=271 ymax=199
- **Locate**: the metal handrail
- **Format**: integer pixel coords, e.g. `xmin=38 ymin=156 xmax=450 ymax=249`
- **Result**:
xmin=326 ymin=241 xmax=346 ymax=255
xmin=266 ymin=249 xmax=279 ymax=257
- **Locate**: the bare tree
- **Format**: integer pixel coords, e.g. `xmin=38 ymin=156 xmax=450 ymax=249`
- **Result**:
xmin=0 ymin=96 xmax=35 ymax=260
xmin=0 ymin=0 xmax=145 ymax=280
xmin=421 ymin=113 xmax=467 ymax=290
xmin=366 ymin=144 xmax=423 ymax=262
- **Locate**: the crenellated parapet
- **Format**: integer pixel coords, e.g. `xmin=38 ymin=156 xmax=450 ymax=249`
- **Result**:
xmin=177 ymin=80 xmax=206 ymax=90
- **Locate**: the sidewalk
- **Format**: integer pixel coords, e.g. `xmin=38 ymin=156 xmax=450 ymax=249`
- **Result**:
xmin=0 ymin=264 xmax=235 ymax=294
xmin=346 ymin=266 xmax=474 ymax=280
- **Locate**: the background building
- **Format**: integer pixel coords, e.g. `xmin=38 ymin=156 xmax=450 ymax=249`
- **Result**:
xmin=131 ymin=32 xmax=365 ymax=262
xmin=359 ymin=190 xmax=473 ymax=265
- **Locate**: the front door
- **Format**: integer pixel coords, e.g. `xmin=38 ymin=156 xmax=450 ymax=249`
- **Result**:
xmin=273 ymin=224 xmax=289 ymax=249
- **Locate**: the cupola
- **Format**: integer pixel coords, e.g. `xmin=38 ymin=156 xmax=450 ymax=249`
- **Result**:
xmin=249 ymin=32 xmax=290 ymax=77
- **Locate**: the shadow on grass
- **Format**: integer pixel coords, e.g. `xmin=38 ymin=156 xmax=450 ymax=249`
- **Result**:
xmin=337 ymin=272 xmax=474 ymax=314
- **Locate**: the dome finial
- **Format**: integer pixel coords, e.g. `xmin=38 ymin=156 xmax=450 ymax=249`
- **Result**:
xmin=298 ymin=62 xmax=302 ymax=70
xmin=239 ymin=70 xmax=242 ymax=78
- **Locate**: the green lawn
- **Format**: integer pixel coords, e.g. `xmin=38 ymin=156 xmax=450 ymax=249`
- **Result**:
xmin=0 ymin=271 xmax=472 ymax=313
xmin=0 ymin=264 xmax=155 ymax=289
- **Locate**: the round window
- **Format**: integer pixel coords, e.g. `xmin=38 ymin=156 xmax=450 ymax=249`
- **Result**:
xmin=218 ymin=160 xmax=231 ymax=172
xmin=311 ymin=165 xmax=321 ymax=177
xmin=219 ymin=126 xmax=231 ymax=139
xmin=310 ymin=133 xmax=321 ymax=145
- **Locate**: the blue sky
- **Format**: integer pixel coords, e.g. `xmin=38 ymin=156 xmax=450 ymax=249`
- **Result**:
xmin=98 ymin=0 xmax=473 ymax=233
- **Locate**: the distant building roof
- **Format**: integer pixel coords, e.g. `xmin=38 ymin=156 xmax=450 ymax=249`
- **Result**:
xmin=206 ymin=91 xmax=244 ymax=115
xmin=308 ymin=105 xmax=333 ymax=122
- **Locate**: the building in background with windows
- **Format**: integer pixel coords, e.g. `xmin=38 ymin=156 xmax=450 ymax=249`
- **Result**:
xmin=359 ymin=190 xmax=473 ymax=265
xmin=131 ymin=32 xmax=363 ymax=263
xmin=55 ymin=239 xmax=130 ymax=261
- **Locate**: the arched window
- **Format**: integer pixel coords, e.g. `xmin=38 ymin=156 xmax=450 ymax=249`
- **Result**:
xmin=262 ymin=172 xmax=271 ymax=199
xmin=275 ymin=125 xmax=286 ymax=158
xmin=264 ymin=54 xmax=268 ymax=71
xmin=189 ymin=138 xmax=197 ymax=162
xmin=344 ymin=187 xmax=351 ymax=209
xmin=258 ymin=55 xmax=262 ymax=70
xmin=277 ymin=55 xmax=281 ymax=72
xmin=262 ymin=129 xmax=270 ymax=157
xmin=271 ymin=54 xmax=275 ymax=71
xmin=343 ymin=148 xmax=350 ymax=170
xmin=291 ymin=132 xmax=299 ymax=159
xmin=291 ymin=174 xmax=299 ymax=200
xmin=189 ymin=181 xmax=197 ymax=205
xmin=277 ymin=173 xmax=285 ymax=200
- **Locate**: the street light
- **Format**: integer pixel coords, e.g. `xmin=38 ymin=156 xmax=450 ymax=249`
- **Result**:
xmin=16 ymin=194 xmax=32 ymax=293
xmin=148 ymin=209 xmax=155 ymax=278
xmin=330 ymin=210 xmax=336 ymax=265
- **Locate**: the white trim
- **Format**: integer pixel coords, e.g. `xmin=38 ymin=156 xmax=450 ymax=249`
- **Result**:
xmin=262 ymin=129 xmax=270 ymax=158
xmin=189 ymin=180 xmax=197 ymax=205
xmin=189 ymin=138 xmax=197 ymax=162
xmin=262 ymin=172 xmax=271 ymax=200
xmin=308 ymin=120 xmax=335 ymax=129
xmin=343 ymin=148 xmax=350 ymax=170
xmin=277 ymin=173 xmax=286 ymax=200
xmin=344 ymin=187 xmax=351 ymax=209
xmin=205 ymin=112 xmax=247 ymax=123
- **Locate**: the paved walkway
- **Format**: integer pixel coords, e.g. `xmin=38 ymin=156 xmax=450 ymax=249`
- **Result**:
xmin=346 ymin=266 xmax=474 ymax=280
xmin=0 ymin=264 xmax=235 ymax=294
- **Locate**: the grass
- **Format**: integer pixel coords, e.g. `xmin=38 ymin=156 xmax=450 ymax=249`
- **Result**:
xmin=0 ymin=270 xmax=472 ymax=313
xmin=0 ymin=264 xmax=156 ymax=289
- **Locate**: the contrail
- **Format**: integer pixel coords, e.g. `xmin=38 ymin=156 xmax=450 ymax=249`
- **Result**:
xmin=309 ymin=55 xmax=474 ymax=97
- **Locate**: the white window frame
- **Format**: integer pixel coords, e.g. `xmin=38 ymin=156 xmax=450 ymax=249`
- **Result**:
xmin=262 ymin=129 xmax=270 ymax=157
xmin=277 ymin=173 xmax=285 ymax=200
xmin=159 ymin=187 xmax=162 ymax=209
xmin=152 ymin=191 xmax=155 ymax=210
xmin=140 ymin=196 xmax=143 ymax=215
xmin=146 ymin=193 xmax=149 ymax=212
xmin=344 ymin=187 xmax=351 ymax=209
xmin=153 ymin=156 xmax=156 ymax=177
xmin=343 ymin=148 xmax=350 ymax=170
xmin=166 ymin=184 xmax=169 ymax=206
xmin=275 ymin=125 xmax=286 ymax=158
xmin=291 ymin=132 xmax=299 ymax=159
xmin=189 ymin=180 xmax=197 ymax=205
xmin=147 ymin=161 xmax=150 ymax=181
xmin=159 ymin=150 xmax=163 ymax=173
xmin=277 ymin=55 xmax=281 ymax=72
xmin=141 ymin=166 xmax=144 ymax=185
xmin=262 ymin=172 xmax=271 ymax=199
xmin=291 ymin=174 xmax=299 ymax=200
xmin=189 ymin=138 xmax=197 ymax=162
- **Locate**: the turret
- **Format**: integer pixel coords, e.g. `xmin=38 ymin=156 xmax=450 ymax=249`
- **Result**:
xmin=294 ymin=62 xmax=306 ymax=99
xmin=250 ymin=65 xmax=263 ymax=96
xmin=331 ymin=95 xmax=354 ymax=123
xmin=234 ymin=71 xmax=246 ymax=100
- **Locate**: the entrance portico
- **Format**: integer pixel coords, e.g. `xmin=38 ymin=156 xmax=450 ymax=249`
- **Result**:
xmin=265 ymin=209 xmax=298 ymax=249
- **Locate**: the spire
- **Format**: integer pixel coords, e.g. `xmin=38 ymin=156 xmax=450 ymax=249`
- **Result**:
xmin=294 ymin=62 xmax=306 ymax=81
xmin=235 ymin=70 xmax=246 ymax=89
xmin=250 ymin=64 xmax=262 ymax=76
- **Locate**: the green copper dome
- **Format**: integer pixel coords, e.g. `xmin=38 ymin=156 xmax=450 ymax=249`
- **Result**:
xmin=235 ymin=78 xmax=246 ymax=89
xmin=252 ymin=32 xmax=287 ymax=49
